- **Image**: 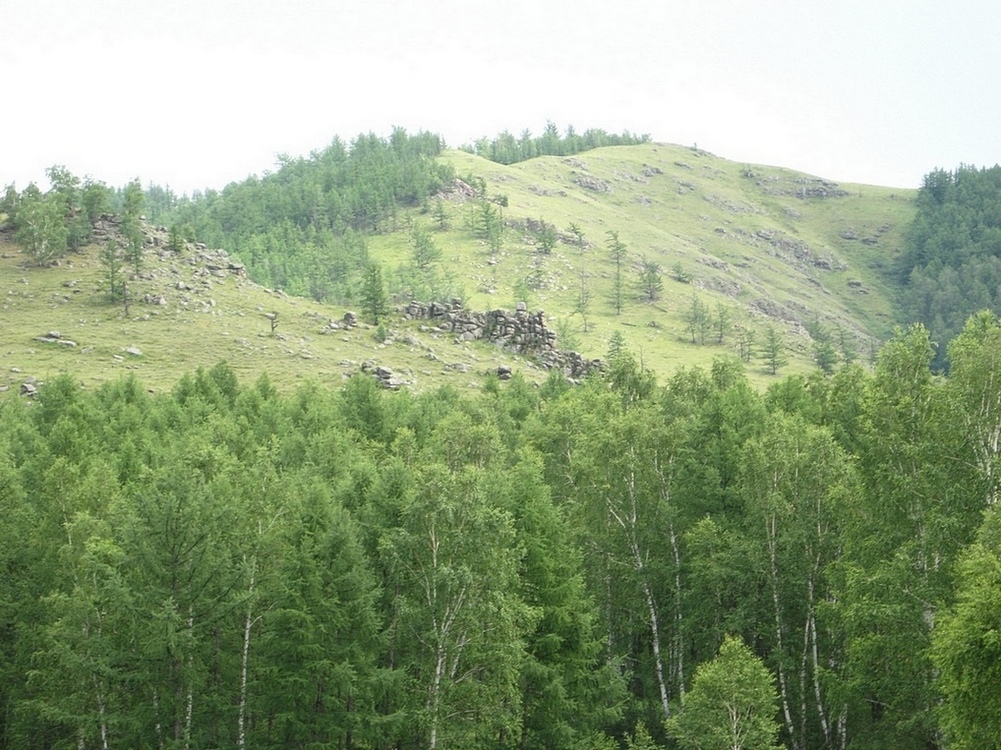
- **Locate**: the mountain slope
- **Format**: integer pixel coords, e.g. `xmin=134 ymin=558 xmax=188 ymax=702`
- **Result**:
xmin=364 ymin=143 xmax=912 ymax=374
xmin=1 ymin=142 xmax=916 ymax=392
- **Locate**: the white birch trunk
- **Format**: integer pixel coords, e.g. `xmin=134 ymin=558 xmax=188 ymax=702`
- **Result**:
xmin=184 ymin=609 xmax=194 ymax=750
xmin=670 ymin=523 xmax=685 ymax=702
xmin=153 ymin=689 xmax=164 ymax=750
xmin=767 ymin=513 xmax=797 ymax=748
xmin=608 ymin=465 xmax=671 ymax=718
xmin=238 ymin=559 xmax=256 ymax=750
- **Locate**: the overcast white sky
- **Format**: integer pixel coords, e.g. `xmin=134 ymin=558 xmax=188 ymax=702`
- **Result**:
xmin=5 ymin=0 xmax=1000 ymax=195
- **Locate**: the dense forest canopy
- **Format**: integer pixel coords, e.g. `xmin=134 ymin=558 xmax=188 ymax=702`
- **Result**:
xmin=899 ymin=163 xmax=1001 ymax=368
xmin=2 ymin=314 xmax=1001 ymax=749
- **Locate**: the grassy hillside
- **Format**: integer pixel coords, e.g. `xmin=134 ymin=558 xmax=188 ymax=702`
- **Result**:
xmin=1 ymin=142 xmax=916 ymax=393
xmin=0 ymin=232 xmax=549 ymax=395
xmin=379 ymin=144 xmax=913 ymax=372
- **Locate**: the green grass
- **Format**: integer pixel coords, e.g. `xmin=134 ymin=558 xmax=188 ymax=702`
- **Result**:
xmin=371 ymin=144 xmax=915 ymax=385
xmin=1 ymin=142 xmax=917 ymax=393
xmin=0 ymin=237 xmax=552 ymax=395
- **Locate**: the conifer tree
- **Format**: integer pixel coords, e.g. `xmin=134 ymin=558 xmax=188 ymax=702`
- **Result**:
xmin=359 ymin=261 xmax=389 ymax=324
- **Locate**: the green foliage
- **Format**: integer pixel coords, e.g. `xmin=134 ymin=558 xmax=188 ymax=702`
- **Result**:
xmin=735 ymin=325 xmax=755 ymax=363
xmin=432 ymin=197 xmax=449 ymax=230
xmin=808 ymin=320 xmax=839 ymax=374
xmin=99 ymin=240 xmax=125 ymax=304
xmin=4 ymin=308 xmax=1001 ymax=750
xmin=567 ymin=222 xmax=586 ymax=252
xmin=149 ymin=129 xmax=452 ymax=303
xmin=899 ymin=164 xmax=1001 ymax=369
xmin=671 ymin=260 xmax=693 ymax=283
xmin=14 ymin=189 xmax=68 ymax=265
xmin=409 ymin=221 xmax=442 ymax=271
xmin=119 ymin=179 xmax=145 ymax=274
xmin=165 ymin=224 xmax=185 ymax=253
xmin=639 ymin=257 xmax=663 ymax=302
xmin=685 ymin=294 xmax=710 ymax=345
xmin=665 ymin=636 xmax=781 ymax=750
xmin=466 ymin=122 xmax=650 ymax=165
xmin=536 ymin=218 xmax=558 ymax=254
xmin=359 ymin=261 xmax=389 ymax=324
xmin=713 ymin=302 xmax=732 ymax=344
xmin=607 ymin=230 xmax=628 ymax=315
xmin=931 ymin=505 xmax=1001 ymax=750
xmin=762 ymin=325 xmax=787 ymax=375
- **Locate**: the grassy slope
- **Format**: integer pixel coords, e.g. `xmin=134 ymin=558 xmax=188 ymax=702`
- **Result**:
xmin=0 ymin=236 xmax=547 ymax=395
xmin=1 ymin=142 xmax=915 ymax=394
xmin=369 ymin=143 xmax=914 ymax=381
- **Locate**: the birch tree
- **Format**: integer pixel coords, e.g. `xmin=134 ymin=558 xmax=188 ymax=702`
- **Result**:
xmin=666 ymin=635 xmax=781 ymax=750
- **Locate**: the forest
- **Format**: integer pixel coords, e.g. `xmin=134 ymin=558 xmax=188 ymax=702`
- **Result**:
xmin=2 ymin=313 xmax=1001 ymax=750
xmin=899 ymin=164 xmax=1001 ymax=369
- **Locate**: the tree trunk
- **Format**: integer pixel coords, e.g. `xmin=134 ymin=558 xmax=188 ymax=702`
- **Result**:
xmin=767 ymin=513 xmax=798 ymax=749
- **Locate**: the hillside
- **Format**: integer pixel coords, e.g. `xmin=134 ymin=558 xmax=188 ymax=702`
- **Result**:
xmin=366 ymin=144 xmax=913 ymax=373
xmin=1 ymin=142 xmax=916 ymax=392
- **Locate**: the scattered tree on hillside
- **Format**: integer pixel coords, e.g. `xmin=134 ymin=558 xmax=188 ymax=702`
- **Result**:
xmin=120 ymin=179 xmax=145 ymax=275
xmin=837 ymin=325 xmax=858 ymax=365
xmin=607 ymin=330 xmax=627 ymax=361
xmin=685 ymin=294 xmax=710 ymax=345
xmin=735 ymin=325 xmax=755 ymax=363
xmin=14 ymin=189 xmax=68 ymax=266
xmin=99 ymin=240 xmax=125 ymax=304
xmin=639 ymin=258 xmax=663 ymax=302
xmin=1 ymin=183 xmax=19 ymax=224
xmin=762 ymin=325 xmax=787 ymax=374
xmin=80 ymin=178 xmax=111 ymax=225
xmin=574 ymin=269 xmax=592 ymax=332
xmin=607 ymin=231 xmax=628 ymax=315
xmin=166 ymin=225 xmax=185 ymax=254
xmin=46 ymin=165 xmax=92 ymax=250
xmin=409 ymin=223 xmax=442 ymax=272
xmin=359 ymin=261 xmax=389 ymax=324
xmin=713 ymin=302 xmax=733 ymax=345
xmin=474 ymin=201 xmax=503 ymax=257
xmin=432 ymin=198 xmax=449 ymax=230
xmin=811 ymin=328 xmax=839 ymax=375
xmin=567 ymin=222 xmax=586 ymax=253
xmin=536 ymin=219 xmax=557 ymax=255
xmin=671 ymin=260 xmax=693 ymax=283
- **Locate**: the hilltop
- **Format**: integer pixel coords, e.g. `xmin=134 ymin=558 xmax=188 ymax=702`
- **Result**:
xmin=1 ymin=141 xmax=916 ymax=392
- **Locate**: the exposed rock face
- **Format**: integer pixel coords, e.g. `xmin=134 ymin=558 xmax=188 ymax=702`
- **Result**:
xmin=402 ymin=300 xmax=602 ymax=379
xmin=34 ymin=331 xmax=77 ymax=346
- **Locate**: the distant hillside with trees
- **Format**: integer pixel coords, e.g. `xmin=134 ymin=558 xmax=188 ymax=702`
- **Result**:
xmin=462 ymin=121 xmax=650 ymax=165
xmin=156 ymin=128 xmax=454 ymax=302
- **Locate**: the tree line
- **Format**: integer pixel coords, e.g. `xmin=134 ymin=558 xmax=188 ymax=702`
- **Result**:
xmin=2 ymin=312 xmax=1001 ymax=749
xmin=899 ymin=163 xmax=1001 ymax=369
xmin=463 ymin=122 xmax=650 ymax=166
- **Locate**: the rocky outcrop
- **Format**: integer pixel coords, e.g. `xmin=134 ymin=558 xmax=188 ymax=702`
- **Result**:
xmin=402 ymin=299 xmax=602 ymax=379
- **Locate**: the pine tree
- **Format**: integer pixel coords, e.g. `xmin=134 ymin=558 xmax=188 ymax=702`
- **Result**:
xmin=607 ymin=231 xmax=628 ymax=314
xmin=359 ymin=262 xmax=389 ymax=324
xmin=639 ymin=258 xmax=663 ymax=302
xmin=763 ymin=325 xmax=787 ymax=375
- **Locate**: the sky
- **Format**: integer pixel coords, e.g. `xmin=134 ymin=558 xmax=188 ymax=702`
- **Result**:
xmin=5 ymin=0 xmax=1001 ymax=195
